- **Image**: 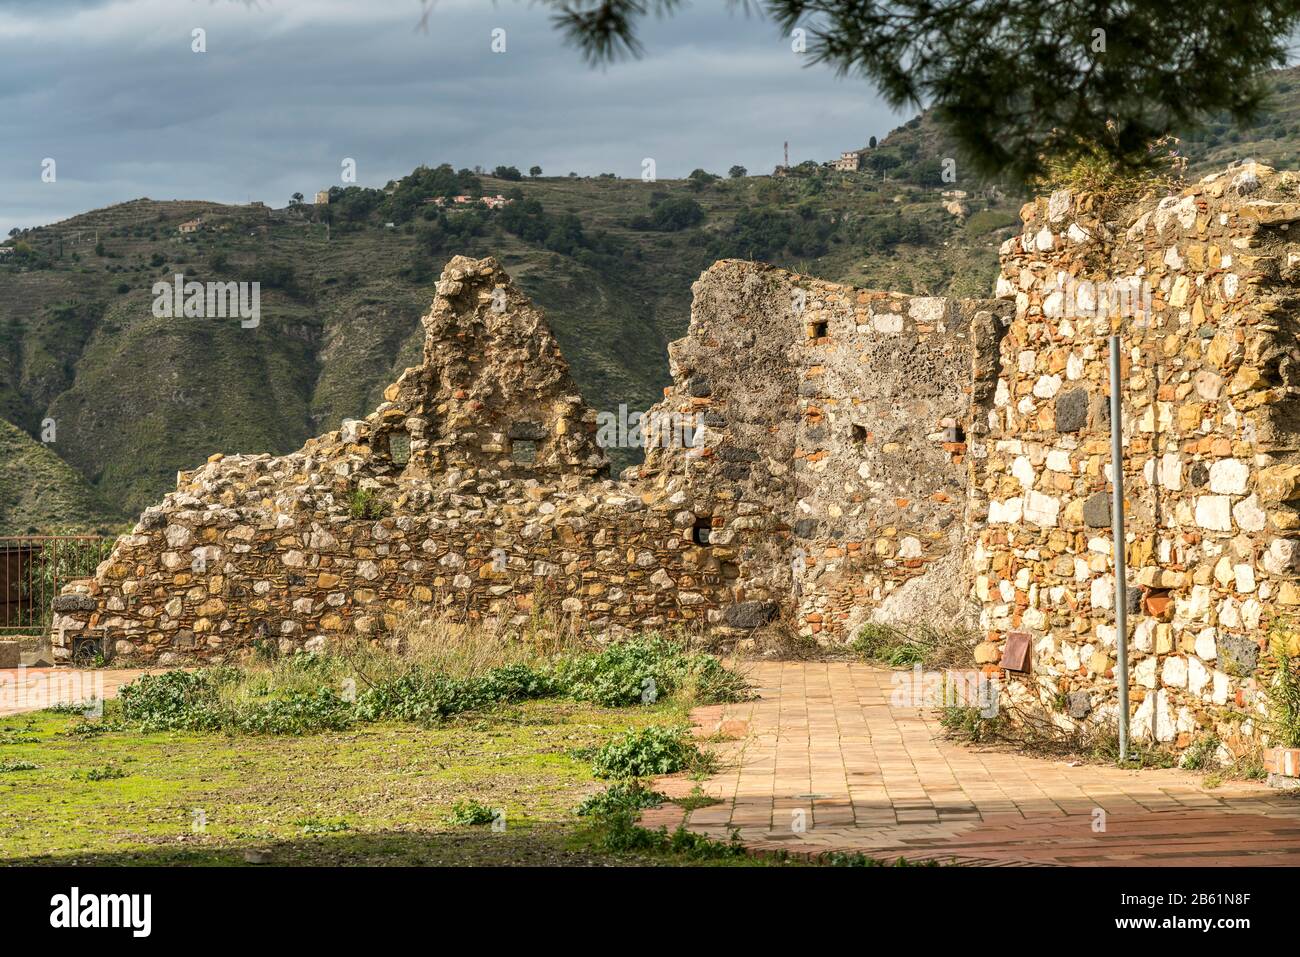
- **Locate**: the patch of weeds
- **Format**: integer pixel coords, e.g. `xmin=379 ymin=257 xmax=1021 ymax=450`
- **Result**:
xmin=852 ymin=621 xmax=976 ymax=669
xmin=553 ymin=635 xmax=750 ymax=708
xmin=0 ymin=721 xmax=40 ymax=745
xmin=1180 ymin=733 xmax=1221 ymax=771
xmin=672 ymin=785 xmax=721 ymax=812
xmin=584 ymin=810 xmax=748 ymax=860
xmin=0 ymin=758 xmax=39 ymax=772
xmin=355 ymin=664 xmax=555 ymax=724
xmin=81 ymin=765 xmax=128 ymax=781
xmin=591 ymin=725 xmax=713 ymax=779
xmin=347 ymin=487 xmax=389 ymax=520
xmin=119 ymin=667 xmax=352 ymax=734
xmin=118 ymin=668 xmax=228 ymax=732
xmin=231 ymin=689 xmax=355 ymax=735
xmin=1089 ymin=731 xmax=1178 ymax=770
xmin=62 ymin=720 xmax=112 ymax=738
xmin=45 ymin=699 xmax=101 ymax=715
xmin=1205 ymin=749 xmax=1268 ymax=789
xmin=446 ymin=800 xmax=498 ymax=827
xmin=939 ymin=704 xmax=1008 ymax=745
xmin=294 ymin=818 xmax=351 ymax=835
xmin=574 ymin=781 xmax=667 ymax=817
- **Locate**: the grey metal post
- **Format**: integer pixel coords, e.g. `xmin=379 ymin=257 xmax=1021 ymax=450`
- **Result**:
xmin=1108 ymin=334 xmax=1130 ymax=763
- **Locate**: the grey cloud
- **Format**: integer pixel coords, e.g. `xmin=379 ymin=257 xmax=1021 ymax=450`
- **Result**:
xmin=1 ymin=0 xmax=903 ymax=235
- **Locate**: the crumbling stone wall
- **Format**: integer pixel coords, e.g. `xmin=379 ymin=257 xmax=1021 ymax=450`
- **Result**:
xmin=975 ymin=163 xmax=1300 ymax=749
xmin=50 ymin=256 xmax=1002 ymax=662
xmin=637 ymin=261 xmax=1007 ymax=640
xmin=53 ymin=165 xmax=1298 ymax=753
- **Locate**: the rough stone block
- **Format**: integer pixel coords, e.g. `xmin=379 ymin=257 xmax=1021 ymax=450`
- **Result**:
xmin=1066 ymin=690 xmax=1092 ymax=719
xmin=50 ymin=594 xmax=97 ymax=613
xmin=1082 ymin=491 xmax=1111 ymax=528
xmin=723 ymin=601 xmax=778 ymax=629
xmin=1054 ymin=388 xmax=1089 ymax=432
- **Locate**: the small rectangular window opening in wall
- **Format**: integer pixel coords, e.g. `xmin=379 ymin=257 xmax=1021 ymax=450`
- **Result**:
xmin=808 ymin=320 xmax=828 ymax=339
xmin=850 ymin=423 xmax=868 ymax=443
xmin=512 ymin=439 xmax=537 ymax=465
xmin=388 ymin=432 xmax=411 ymax=466
xmin=692 ymin=517 xmax=713 ymax=546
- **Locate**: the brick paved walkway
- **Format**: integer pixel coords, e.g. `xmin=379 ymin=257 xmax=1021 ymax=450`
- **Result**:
xmin=648 ymin=662 xmax=1300 ymax=866
xmin=0 ymin=668 xmax=149 ymax=717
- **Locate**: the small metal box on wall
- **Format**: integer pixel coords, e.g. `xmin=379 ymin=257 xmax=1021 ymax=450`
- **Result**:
xmin=999 ymin=632 xmax=1032 ymax=673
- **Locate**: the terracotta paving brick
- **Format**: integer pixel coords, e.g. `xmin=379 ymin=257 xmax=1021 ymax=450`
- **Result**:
xmin=0 ymin=667 xmax=151 ymax=717
xmin=654 ymin=661 xmax=1300 ymax=866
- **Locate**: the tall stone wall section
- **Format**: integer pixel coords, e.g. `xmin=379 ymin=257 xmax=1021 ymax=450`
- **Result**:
xmin=974 ymin=163 xmax=1300 ymax=749
xmin=638 ymin=261 xmax=1007 ymax=640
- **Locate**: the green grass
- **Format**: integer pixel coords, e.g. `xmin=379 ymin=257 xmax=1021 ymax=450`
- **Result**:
xmin=0 ymin=629 xmax=785 ymax=867
xmin=0 ymin=697 xmax=738 ymax=866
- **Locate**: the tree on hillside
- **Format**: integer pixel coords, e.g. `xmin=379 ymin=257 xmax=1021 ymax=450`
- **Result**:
xmin=686 ymin=168 xmax=719 ymax=191
xmin=538 ymin=0 xmax=1300 ymax=182
xmin=629 ymin=195 xmax=705 ymax=231
xmin=868 ymin=136 xmax=877 ymax=149
xmin=529 ymin=165 xmax=543 ymax=177
xmin=494 ymin=165 xmax=524 ymax=181
xmin=291 ymin=192 xmax=304 ymax=205
xmin=728 ymin=165 xmax=747 ymax=178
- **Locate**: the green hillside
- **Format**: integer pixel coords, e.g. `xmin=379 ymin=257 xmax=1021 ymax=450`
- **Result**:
xmin=0 ymin=417 xmax=124 ymax=534
xmin=0 ymin=153 xmax=1019 ymax=529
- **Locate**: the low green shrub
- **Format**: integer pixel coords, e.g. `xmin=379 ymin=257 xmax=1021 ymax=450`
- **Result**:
xmin=117 ymin=669 xmax=227 ymax=732
xmin=938 ymin=704 xmax=1007 ymax=744
xmin=82 ymin=765 xmax=127 ymax=781
xmin=355 ymin=663 xmax=555 ymax=723
xmin=584 ymin=810 xmax=746 ymax=860
xmin=0 ymin=759 xmax=38 ymax=772
xmin=554 ymin=635 xmax=749 ymax=707
xmin=574 ymin=781 xmax=668 ymax=817
xmin=447 ymin=799 xmax=498 ymax=826
xmin=230 ymin=688 xmax=355 ymax=735
xmin=591 ymin=725 xmax=710 ymax=779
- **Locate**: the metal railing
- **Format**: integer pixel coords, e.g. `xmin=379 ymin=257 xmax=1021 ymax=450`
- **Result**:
xmin=0 ymin=536 xmax=115 ymax=636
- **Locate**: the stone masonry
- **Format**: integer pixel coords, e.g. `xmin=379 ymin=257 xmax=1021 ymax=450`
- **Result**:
xmin=49 ymin=255 xmax=1001 ymax=664
xmin=976 ymin=162 xmax=1300 ymax=751
xmin=50 ymin=163 xmax=1300 ymax=751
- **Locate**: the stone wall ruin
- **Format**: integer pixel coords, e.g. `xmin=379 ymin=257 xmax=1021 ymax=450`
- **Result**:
xmin=51 ymin=162 xmax=1300 ymax=751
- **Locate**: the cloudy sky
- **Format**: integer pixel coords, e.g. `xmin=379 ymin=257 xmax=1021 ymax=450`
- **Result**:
xmin=0 ymin=0 xmax=906 ymax=235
